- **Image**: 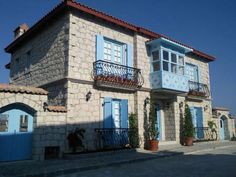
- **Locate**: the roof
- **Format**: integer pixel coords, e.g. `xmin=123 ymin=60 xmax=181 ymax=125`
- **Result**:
xmin=4 ymin=0 xmax=215 ymax=61
xmin=0 ymin=83 xmax=48 ymax=95
xmin=213 ymin=107 xmax=229 ymax=111
xmin=46 ymin=105 xmax=67 ymax=113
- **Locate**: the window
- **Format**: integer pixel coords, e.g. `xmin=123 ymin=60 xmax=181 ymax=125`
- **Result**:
xmin=161 ymin=49 xmax=185 ymax=75
xmin=104 ymin=39 xmax=123 ymax=64
xmin=104 ymin=41 xmax=112 ymax=61
xmin=151 ymin=50 xmax=160 ymax=72
xmin=0 ymin=114 xmax=8 ymax=132
xmin=114 ymin=44 xmax=122 ymax=63
xmin=20 ymin=115 xmax=28 ymax=132
xmin=186 ymin=63 xmax=199 ymax=82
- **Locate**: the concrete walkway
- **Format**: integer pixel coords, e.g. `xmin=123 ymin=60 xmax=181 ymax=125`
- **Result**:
xmin=0 ymin=141 xmax=235 ymax=177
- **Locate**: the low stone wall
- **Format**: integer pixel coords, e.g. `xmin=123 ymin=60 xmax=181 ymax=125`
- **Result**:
xmin=0 ymin=90 xmax=67 ymax=160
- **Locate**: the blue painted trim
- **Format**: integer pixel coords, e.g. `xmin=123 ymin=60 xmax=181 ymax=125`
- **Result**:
xmin=127 ymin=44 xmax=133 ymax=68
xmin=103 ymin=97 xmax=113 ymax=128
xmin=120 ymin=99 xmax=128 ymax=128
xmin=96 ymin=34 xmax=104 ymax=61
xmin=156 ymin=104 xmax=161 ymax=141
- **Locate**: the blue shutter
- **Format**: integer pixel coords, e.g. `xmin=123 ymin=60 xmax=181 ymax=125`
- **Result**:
xmin=120 ymin=99 xmax=128 ymax=128
xmin=126 ymin=44 xmax=133 ymax=67
xmin=96 ymin=34 xmax=104 ymax=61
xmin=103 ymin=97 xmax=112 ymax=128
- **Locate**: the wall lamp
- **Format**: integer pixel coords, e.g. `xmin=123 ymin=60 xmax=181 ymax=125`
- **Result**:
xmin=179 ymin=102 xmax=184 ymax=108
xmin=204 ymin=105 xmax=209 ymax=111
xmin=86 ymin=91 xmax=92 ymax=101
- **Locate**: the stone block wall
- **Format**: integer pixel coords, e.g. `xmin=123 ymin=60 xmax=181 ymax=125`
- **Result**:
xmin=9 ymin=13 xmax=70 ymax=106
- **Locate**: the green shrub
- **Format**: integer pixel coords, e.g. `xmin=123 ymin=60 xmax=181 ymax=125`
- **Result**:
xmin=129 ymin=113 xmax=140 ymax=148
xmin=183 ymin=104 xmax=194 ymax=137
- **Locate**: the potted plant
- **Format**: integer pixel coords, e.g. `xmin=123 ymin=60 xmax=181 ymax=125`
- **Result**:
xmin=147 ymin=99 xmax=159 ymax=151
xmin=67 ymin=128 xmax=86 ymax=153
xmin=183 ymin=104 xmax=194 ymax=146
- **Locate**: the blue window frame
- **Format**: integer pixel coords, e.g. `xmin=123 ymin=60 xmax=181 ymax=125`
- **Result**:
xmin=151 ymin=47 xmax=185 ymax=75
xmin=96 ymin=35 xmax=133 ymax=68
xmin=186 ymin=63 xmax=199 ymax=82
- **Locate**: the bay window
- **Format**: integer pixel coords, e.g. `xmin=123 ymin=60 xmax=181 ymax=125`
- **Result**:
xmin=151 ymin=47 xmax=185 ymax=75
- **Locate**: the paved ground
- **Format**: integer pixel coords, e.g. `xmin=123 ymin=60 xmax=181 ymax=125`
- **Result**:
xmin=58 ymin=144 xmax=236 ymax=177
xmin=0 ymin=141 xmax=236 ymax=177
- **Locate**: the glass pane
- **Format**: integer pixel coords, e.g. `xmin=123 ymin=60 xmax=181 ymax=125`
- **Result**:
xmin=178 ymin=56 xmax=184 ymax=65
xmin=20 ymin=115 xmax=28 ymax=132
xmin=171 ymin=53 xmax=177 ymax=63
xmin=171 ymin=64 xmax=177 ymax=73
xmin=163 ymin=61 xmax=169 ymax=71
xmin=0 ymin=114 xmax=8 ymax=132
xmin=163 ymin=50 xmax=169 ymax=61
xmin=153 ymin=61 xmax=160 ymax=72
xmin=178 ymin=66 xmax=184 ymax=75
xmin=104 ymin=41 xmax=112 ymax=61
xmin=152 ymin=50 xmax=159 ymax=61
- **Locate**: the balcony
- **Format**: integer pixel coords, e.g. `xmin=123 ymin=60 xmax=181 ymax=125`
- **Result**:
xmin=93 ymin=60 xmax=144 ymax=91
xmin=188 ymin=81 xmax=210 ymax=97
xmin=150 ymin=70 xmax=189 ymax=93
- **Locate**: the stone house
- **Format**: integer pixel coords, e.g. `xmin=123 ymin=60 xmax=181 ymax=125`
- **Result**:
xmin=1 ymin=0 xmax=232 ymax=161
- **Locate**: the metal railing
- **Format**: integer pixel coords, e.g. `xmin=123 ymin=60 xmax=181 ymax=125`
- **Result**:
xmin=93 ymin=60 xmax=144 ymax=90
xmin=189 ymin=81 xmax=210 ymax=97
xmin=94 ymin=128 xmax=140 ymax=150
xmin=193 ymin=127 xmax=217 ymax=142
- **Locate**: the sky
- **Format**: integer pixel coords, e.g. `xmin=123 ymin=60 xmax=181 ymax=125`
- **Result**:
xmin=0 ymin=0 xmax=236 ymax=116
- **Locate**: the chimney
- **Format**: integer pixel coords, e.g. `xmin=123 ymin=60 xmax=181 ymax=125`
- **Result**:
xmin=14 ymin=23 xmax=29 ymax=39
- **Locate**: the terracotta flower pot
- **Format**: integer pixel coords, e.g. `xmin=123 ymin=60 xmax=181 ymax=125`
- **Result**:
xmin=184 ymin=137 xmax=193 ymax=146
xmin=149 ymin=140 xmax=159 ymax=151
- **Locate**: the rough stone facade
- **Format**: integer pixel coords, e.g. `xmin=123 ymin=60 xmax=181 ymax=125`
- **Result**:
xmin=9 ymin=14 xmax=70 ymax=106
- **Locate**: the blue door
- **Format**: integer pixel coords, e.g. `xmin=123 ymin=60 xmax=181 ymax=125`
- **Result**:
xmin=103 ymin=98 xmax=128 ymax=147
xmin=190 ymin=107 xmax=203 ymax=139
xmin=156 ymin=104 xmax=161 ymax=141
xmin=0 ymin=109 xmax=33 ymax=161
xmin=220 ymin=118 xmax=225 ymax=140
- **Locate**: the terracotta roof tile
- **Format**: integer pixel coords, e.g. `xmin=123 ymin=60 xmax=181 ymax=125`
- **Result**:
xmin=4 ymin=0 xmax=215 ymax=61
xmin=0 ymin=84 xmax=48 ymax=95
xmin=46 ymin=105 xmax=67 ymax=112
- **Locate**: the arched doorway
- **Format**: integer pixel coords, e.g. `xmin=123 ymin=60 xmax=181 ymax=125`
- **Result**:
xmin=0 ymin=103 xmax=35 ymax=161
xmin=219 ymin=115 xmax=228 ymax=140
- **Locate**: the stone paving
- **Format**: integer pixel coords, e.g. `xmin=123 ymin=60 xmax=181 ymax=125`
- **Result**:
xmin=0 ymin=141 xmax=235 ymax=177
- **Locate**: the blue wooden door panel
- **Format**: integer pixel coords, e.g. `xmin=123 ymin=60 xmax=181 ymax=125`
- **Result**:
xmin=156 ymin=104 xmax=161 ymax=141
xmin=196 ymin=107 xmax=204 ymax=139
xmin=103 ymin=98 xmax=113 ymax=128
xmin=0 ymin=108 xmax=33 ymax=162
xmin=220 ymin=119 xmax=225 ymax=140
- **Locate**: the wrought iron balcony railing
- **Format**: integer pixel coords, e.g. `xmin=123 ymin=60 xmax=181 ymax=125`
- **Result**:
xmin=188 ymin=81 xmax=210 ymax=97
xmin=93 ymin=60 xmax=144 ymax=90
xmin=94 ymin=128 xmax=129 ymax=150
xmin=193 ymin=127 xmax=217 ymax=142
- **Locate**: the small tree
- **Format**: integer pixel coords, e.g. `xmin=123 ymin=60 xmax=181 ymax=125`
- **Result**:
xmin=183 ymin=104 xmax=194 ymax=137
xmin=129 ymin=113 xmax=140 ymax=148
xmin=148 ymin=99 xmax=159 ymax=140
